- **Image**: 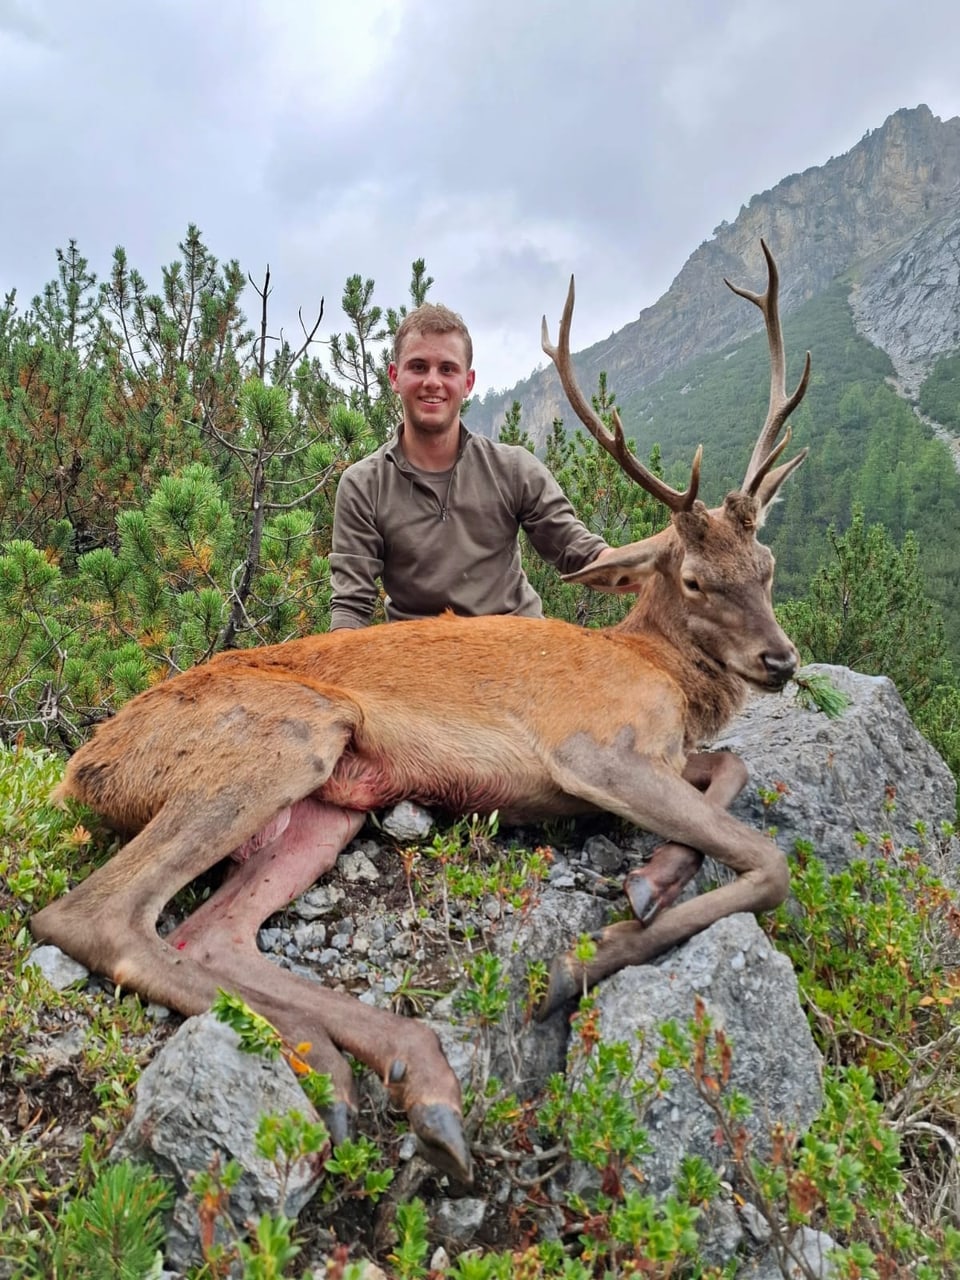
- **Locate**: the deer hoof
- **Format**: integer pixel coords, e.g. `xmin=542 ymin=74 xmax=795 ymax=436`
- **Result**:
xmin=534 ymin=955 xmax=580 ymax=1021
xmin=408 ymin=1103 xmax=473 ymax=1184
xmin=624 ymin=871 xmax=660 ymax=925
xmin=322 ymin=1100 xmax=358 ymax=1148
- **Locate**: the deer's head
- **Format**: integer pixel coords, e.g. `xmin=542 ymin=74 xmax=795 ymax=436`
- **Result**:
xmin=542 ymin=240 xmax=809 ymax=692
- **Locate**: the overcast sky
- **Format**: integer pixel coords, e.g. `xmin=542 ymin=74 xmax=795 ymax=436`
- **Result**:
xmin=1 ymin=0 xmax=958 ymax=398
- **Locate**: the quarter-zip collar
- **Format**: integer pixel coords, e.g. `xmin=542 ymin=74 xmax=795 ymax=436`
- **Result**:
xmin=388 ymin=423 xmax=470 ymax=521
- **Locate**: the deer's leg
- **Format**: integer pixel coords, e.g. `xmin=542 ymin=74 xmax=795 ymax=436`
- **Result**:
xmin=167 ymin=801 xmax=471 ymax=1177
xmin=623 ymin=751 xmax=748 ymax=923
xmin=539 ymin=742 xmax=787 ymax=1018
xmin=31 ymin=681 xmax=473 ymax=1181
xmin=165 ymin=799 xmax=366 ymax=1142
xmin=35 ymin=797 xmax=471 ymax=1180
xmin=164 ymin=798 xmax=364 ymax=955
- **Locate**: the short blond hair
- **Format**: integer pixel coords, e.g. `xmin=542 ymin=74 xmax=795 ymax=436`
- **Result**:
xmin=393 ymin=304 xmax=473 ymax=369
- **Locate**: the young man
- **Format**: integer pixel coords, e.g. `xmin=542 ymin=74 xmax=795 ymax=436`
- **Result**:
xmin=328 ymin=303 xmax=614 ymax=630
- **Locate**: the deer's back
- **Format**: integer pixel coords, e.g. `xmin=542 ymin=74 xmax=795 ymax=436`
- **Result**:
xmin=56 ymin=614 xmax=693 ymax=831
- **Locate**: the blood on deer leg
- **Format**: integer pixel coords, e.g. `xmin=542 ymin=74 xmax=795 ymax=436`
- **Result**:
xmin=166 ymin=799 xmax=364 ymax=954
xmin=160 ymin=800 xmax=471 ymax=1176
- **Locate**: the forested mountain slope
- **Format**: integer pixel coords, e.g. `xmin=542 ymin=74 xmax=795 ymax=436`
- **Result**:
xmin=613 ymin=283 xmax=960 ymax=653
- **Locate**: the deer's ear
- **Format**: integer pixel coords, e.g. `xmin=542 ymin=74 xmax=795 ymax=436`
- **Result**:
xmin=561 ymin=542 xmax=661 ymax=594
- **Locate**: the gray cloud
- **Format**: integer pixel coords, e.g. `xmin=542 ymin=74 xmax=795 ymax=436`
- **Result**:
xmin=1 ymin=0 xmax=958 ymax=394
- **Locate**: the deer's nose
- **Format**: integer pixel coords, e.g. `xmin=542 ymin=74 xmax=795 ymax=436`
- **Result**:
xmin=762 ymin=651 xmax=797 ymax=684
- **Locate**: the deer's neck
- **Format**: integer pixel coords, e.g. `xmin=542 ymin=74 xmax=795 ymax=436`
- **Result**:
xmin=613 ymin=584 xmax=747 ymax=749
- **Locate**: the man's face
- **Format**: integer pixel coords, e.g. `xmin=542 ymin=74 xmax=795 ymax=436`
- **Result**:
xmin=389 ymin=331 xmax=475 ymax=437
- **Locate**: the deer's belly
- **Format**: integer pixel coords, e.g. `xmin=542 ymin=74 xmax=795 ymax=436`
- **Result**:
xmin=315 ymin=749 xmax=571 ymax=818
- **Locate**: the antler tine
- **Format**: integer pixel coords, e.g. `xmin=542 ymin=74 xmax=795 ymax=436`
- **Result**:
xmin=745 ymin=424 xmax=809 ymax=499
xmin=542 ymin=277 xmax=700 ymax=512
xmin=724 ymin=239 xmax=811 ymax=497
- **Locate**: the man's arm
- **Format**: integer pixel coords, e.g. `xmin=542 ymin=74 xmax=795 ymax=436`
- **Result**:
xmin=513 ymin=450 xmax=610 ymax=574
xmin=328 ymin=468 xmax=384 ymax=630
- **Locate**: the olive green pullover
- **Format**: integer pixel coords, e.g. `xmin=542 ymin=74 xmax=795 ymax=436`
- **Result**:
xmin=329 ymin=425 xmax=609 ymax=629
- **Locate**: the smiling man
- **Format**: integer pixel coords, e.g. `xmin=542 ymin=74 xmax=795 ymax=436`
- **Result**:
xmin=328 ymin=303 xmax=614 ymax=630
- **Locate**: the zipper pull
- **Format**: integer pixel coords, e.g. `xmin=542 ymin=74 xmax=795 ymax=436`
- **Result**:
xmin=440 ymin=506 xmax=448 ymax=521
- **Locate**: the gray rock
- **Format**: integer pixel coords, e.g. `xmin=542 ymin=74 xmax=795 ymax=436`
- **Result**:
xmin=850 ymin=210 xmax=960 ymax=397
xmin=381 ymin=800 xmax=434 ymax=841
xmin=740 ymin=1200 xmax=773 ymax=1243
xmin=718 ymin=665 xmax=956 ymax=875
xmin=27 ymin=944 xmax=89 ymax=990
xmin=113 ymin=1012 xmax=325 ymax=1273
xmin=429 ymin=1246 xmax=450 ymax=1272
xmin=432 ymin=1196 xmax=488 ymax=1244
xmin=695 ymin=1199 xmax=743 ymax=1267
xmin=548 ymin=870 xmax=577 ymax=889
xmin=582 ymin=834 xmax=625 ymax=874
xmin=293 ymin=884 xmax=345 ymax=918
xmin=292 ymin=921 xmax=327 ymax=950
xmin=25 ymin=1026 xmax=86 ymax=1073
xmin=339 ymin=849 xmax=380 ymax=882
xmin=578 ymin=913 xmax=822 ymax=1198
xmin=741 ymin=1226 xmax=839 ymax=1278
xmin=423 ymin=889 xmax=610 ymax=1111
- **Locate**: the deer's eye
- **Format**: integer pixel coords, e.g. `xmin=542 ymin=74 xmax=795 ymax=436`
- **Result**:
xmin=682 ymin=576 xmax=701 ymax=593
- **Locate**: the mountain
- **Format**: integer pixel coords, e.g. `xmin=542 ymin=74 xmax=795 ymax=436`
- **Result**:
xmin=470 ymin=104 xmax=960 ymax=449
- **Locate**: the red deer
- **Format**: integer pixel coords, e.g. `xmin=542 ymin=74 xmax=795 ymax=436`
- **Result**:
xmin=31 ymin=240 xmax=810 ymax=1185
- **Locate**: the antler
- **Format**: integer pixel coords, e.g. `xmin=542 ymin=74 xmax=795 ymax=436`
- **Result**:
xmin=542 ymin=278 xmax=701 ymax=513
xmin=724 ymin=239 xmax=811 ymax=500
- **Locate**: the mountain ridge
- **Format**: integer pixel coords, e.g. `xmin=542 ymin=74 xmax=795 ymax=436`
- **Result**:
xmin=471 ymin=104 xmax=960 ymax=446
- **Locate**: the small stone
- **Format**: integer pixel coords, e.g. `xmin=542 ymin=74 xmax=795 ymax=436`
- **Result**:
xmin=25 ymin=1026 xmax=86 ymax=1072
xmin=549 ymin=872 xmax=576 ymax=889
xmin=340 ymin=849 xmax=380 ymax=882
xmin=381 ymin=800 xmax=434 ymax=841
xmin=293 ymin=884 xmax=345 ymax=918
xmin=292 ymin=921 xmax=326 ymax=950
xmin=740 ymin=1201 xmax=772 ymax=1243
xmin=583 ymin=834 xmax=624 ymax=873
xmin=434 ymin=1197 xmax=487 ymax=1243
xmin=26 ymin=945 xmax=89 ymax=990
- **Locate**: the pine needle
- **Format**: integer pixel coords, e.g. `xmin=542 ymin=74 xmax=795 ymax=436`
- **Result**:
xmin=792 ymin=672 xmax=851 ymax=718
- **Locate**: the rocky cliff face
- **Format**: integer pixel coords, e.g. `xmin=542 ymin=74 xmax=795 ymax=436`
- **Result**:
xmin=850 ymin=206 xmax=960 ymax=395
xmin=472 ymin=105 xmax=960 ymax=445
